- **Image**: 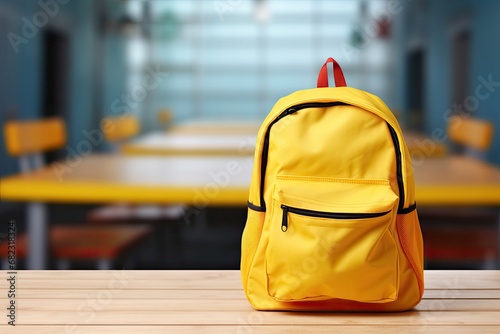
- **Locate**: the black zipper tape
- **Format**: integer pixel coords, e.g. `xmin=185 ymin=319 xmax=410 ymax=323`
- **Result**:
xmin=256 ymin=102 xmax=406 ymax=214
xmin=258 ymin=102 xmax=347 ymax=210
xmin=387 ymin=125 xmax=405 ymax=212
xmin=280 ymin=204 xmax=391 ymax=232
xmin=247 ymin=201 xmax=266 ymax=212
xmin=398 ymin=202 xmax=416 ymax=214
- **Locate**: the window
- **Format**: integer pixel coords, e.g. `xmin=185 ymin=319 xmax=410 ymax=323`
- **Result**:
xmin=127 ymin=0 xmax=395 ymax=127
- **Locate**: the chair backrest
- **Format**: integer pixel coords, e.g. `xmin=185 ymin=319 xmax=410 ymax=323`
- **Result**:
xmin=4 ymin=117 xmax=67 ymax=156
xmin=157 ymin=109 xmax=173 ymax=128
xmin=103 ymin=115 xmax=140 ymax=142
xmin=447 ymin=116 xmax=494 ymax=154
xmin=4 ymin=117 xmax=67 ymax=172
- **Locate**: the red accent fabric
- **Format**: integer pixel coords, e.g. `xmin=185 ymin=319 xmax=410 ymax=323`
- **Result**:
xmin=317 ymin=57 xmax=347 ymax=88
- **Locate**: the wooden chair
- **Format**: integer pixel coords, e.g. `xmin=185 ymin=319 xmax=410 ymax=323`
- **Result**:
xmin=422 ymin=225 xmax=498 ymax=269
xmin=420 ymin=116 xmax=497 ymax=268
xmin=102 ymin=115 xmax=141 ymax=151
xmin=447 ymin=116 xmax=494 ymax=159
xmin=4 ymin=117 xmax=66 ymax=172
xmin=157 ymin=109 xmax=173 ymax=130
xmin=2 ymin=117 xmax=152 ymax=269
xmin=0 ymin=226 xmax=151 ymax=270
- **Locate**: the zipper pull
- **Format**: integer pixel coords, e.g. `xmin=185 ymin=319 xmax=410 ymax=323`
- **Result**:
xmin=281 ymin=205 xmax=289 ymax=232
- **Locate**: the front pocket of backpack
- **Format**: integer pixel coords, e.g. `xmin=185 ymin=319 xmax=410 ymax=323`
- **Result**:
xmin=266 ymin=176 xmax=399 ymax=303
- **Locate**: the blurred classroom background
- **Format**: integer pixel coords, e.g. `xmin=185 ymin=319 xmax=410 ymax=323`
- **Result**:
xmin=0 ymin=0 xmax=499 ymax=270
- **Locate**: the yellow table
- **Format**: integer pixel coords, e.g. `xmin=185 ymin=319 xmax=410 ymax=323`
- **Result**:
xmin=2 ymin=155 xmax=498 ymax=206
xmin=1 ymin=154 xmax=500 ymax=269
xmin=414 ymin=155 xmax=500 ymax=206
xmin=0 ymin=154 xmax=253 ymax=205
xmin=0 ymin=270 xmax=499 ymax=333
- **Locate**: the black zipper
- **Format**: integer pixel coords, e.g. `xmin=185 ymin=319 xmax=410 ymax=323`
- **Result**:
xmin=256 ymin=101 xmax=405 ymax=213
xmin=388 ymin=125 xmax=405 ymax=212
xmin=280 ymin=204 xmax=391 ymax=232
xmin=259 ymin=102 xmax=347 ymax=210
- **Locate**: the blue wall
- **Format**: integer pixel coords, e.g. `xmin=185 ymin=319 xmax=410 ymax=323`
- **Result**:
xmin=66 ymin=0 xmax=97 ymax=151
xmin=0 ymin=0 xmax=127 ymax=180
xmin=396 ymin=0 xmax=500 ymax=164
xmin=0 ymin=1 xmax=43 ymax=179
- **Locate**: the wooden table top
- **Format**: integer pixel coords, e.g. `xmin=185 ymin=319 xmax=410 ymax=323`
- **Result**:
xmin=0 ymin=270 xmax=499 ymax=333
xmin=404 ymin=131 xmax=448 ymax=158
xmin=126 ymin=125 xmax=445 ymax=158
xmin=1 ymin=154 xmax=500 ymax=206
xmin=122 ymin=132 xmax=256 ymax=156
xmin=169 ymin=121 xmax=261 ymax=136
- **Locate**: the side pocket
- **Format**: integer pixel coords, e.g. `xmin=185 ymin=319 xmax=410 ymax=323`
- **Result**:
xmin=241 ymin=206 xmax=266 ymax=291
xmin=396 ymin=207 xmax=424 ymax=297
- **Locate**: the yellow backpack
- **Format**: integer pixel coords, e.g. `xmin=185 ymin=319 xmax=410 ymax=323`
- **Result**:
xmin=241 ymin=57 xmax=424 ymax=311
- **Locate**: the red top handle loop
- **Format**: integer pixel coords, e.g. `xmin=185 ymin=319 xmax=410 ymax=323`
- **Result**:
xmin=317 ymin=57 xmax=347 ymax=88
